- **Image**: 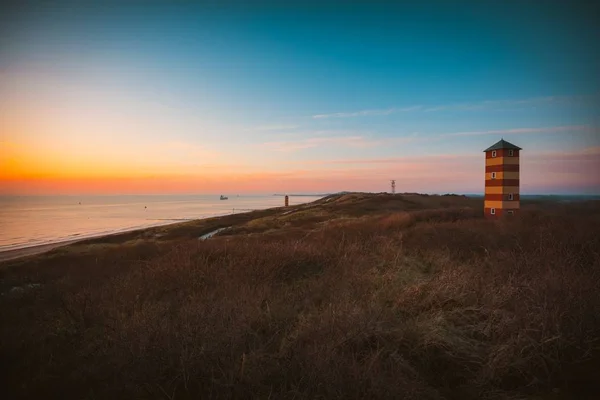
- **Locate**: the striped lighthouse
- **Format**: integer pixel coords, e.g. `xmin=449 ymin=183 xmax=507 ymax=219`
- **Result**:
xmin=483 ymin=139 xmax=522 ymax=218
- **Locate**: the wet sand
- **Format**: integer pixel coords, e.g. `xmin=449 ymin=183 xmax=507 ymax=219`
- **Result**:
xmin=0 ymin=221 xmax=185 ymax=264
xmin=0 ymin=240 xmax=82 ymax=263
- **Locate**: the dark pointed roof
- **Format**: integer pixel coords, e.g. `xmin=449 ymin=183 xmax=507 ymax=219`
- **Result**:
xmin=483 ymin=139 xmax=522 ymax=152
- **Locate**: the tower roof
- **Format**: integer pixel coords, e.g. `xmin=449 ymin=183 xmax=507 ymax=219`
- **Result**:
xmin=483 ymin=139 xmax=522 ymax=152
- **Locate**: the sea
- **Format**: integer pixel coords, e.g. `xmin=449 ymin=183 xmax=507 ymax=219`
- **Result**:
xmin=0 ymin=194 xmax=324 ymax=252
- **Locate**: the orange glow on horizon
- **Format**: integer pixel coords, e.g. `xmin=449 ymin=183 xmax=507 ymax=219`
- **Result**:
xmin=3 ymin=133 xmax=599 ymax=195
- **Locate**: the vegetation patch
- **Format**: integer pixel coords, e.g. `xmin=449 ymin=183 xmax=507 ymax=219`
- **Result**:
xmin=1 ymin=193 xmax=599 ymax=399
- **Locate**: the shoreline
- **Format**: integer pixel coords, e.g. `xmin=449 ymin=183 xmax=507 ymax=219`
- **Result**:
xmin=0 ymin=240 xmax=86 ymax=263
xmin=0 ymin=207 xmax=282 ymax=264
xmin=0 ymin=219 xmax=204 ymax=263
xmin=0 ymin=199 xmax=326 ymax=264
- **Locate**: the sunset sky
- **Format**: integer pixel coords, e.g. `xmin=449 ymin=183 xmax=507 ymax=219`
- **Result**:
xmin=1 ymin=0 xmax=599 ymax=195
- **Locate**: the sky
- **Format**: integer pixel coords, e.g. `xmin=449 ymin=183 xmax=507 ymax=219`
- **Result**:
xmin=1 ymin=0 xmax=599 ymax=195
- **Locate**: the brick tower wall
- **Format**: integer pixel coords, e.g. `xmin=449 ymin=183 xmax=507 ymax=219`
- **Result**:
xmin=484 ymin=149 xmax=520 ymax=218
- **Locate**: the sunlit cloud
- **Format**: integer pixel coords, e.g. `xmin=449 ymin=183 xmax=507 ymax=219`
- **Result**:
xmin=521 ymin=147 xmax=600 ymax=193
xmin=525 ymin=146 xmax=600 ymax=164
xmin=2 ymin=146 xmax=598 ymax=195
xmin=2 ymin=68 xmax=598 ymax=195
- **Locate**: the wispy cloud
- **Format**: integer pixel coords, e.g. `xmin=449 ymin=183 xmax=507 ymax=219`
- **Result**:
xmin=260 ymin=123 xmax=597 ymax=153
xmin=312 ymin=106 xmax=422 ymax=119
xmin=247 ymin=124 xmax=299 ymax=132
xmin=423 ymin=95 xmax=596 ymax=112
xmin=261 ymin=132 xmax=420 ymax=152
xmin=441 ymin=125 xmax=595 ymax=137
xmin=311 ymin=94 xmax=597 ymax=119
xmin=307 ymin=147 xmax=600 ymax=167
xmin=527 ymin=146 xmax=600 ymax=162
xmin=293 ymin=153 xmax=479 ymax=166
xmin=262 ymin=136 xmax=374 ymax=152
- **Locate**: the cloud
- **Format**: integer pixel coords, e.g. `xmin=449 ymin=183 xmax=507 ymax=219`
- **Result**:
xmin=287 ymin=146 xmax=600 ymax=183
xmin=261 ymin=132 xmax=420 ymax=152
xmin=5 ymin=145 xmax=598 ymax=195
xmin=441 ymin=125 xmax=595 ymax=137
xmin=296 ymin=153 xmax=478 ymax=166
xmin=262 ymin=136 xmax=375 ymax=152
xmin=247 ymin=124 xmax=299 ymax=132
xmin=311 ymin=94 xmax=597 ymax=119
xmin=312 ymin=106 xmax=422 ymax=119
xmin=259 ymin=123 xmax=597 ymax=154
xmin=527 ymin=146 xmax=600 ymax=163
xmin=521 ymin=147 xmax=600 ymax=190
xmin=421 ymin=96 xmax=571 ymax=112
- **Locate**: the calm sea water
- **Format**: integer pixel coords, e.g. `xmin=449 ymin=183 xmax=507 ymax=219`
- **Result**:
xmin=0 ymin=195 xmax=323 ymax=252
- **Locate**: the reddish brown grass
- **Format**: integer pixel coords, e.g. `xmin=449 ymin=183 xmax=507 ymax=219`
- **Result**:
xmin=1 ymin=194 xmax=599 ymax=399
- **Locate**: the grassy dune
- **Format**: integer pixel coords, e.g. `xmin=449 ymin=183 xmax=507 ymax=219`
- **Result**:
xmin=1 ymin=193 xmax=599 ymax=399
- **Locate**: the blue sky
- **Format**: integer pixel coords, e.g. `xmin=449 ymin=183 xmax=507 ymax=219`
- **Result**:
xmin=1 ymin=0 xmax=599 ymax=194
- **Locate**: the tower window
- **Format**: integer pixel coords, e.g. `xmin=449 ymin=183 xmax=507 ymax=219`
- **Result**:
xmin=508 ymin=193 xmax=514 ymax=200
xmin=491 ymin=208 xmax=496 ymax=215
xmin=492 ymin=150 xmax=497 ymax=158
xmin=491 ymin=172 xmax=497 ymax=179
xmin=508 ymin=150 xmax=514 ymax=156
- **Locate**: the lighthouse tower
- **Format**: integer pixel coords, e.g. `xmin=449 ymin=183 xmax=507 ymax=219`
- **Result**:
xmin=483 ymin=139 xmax=522 ymax=218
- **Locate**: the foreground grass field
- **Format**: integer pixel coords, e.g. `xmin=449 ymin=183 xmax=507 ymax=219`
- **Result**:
xmin=1 ymin=193 xmax=599 ymax=399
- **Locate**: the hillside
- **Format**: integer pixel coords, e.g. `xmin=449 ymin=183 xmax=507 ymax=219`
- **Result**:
xmin=1 ymin=193 xmax=599 ymax=399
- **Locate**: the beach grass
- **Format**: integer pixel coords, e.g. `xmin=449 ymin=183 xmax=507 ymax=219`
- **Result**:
xmin=1 ymin=193 xmax=599 ymax=399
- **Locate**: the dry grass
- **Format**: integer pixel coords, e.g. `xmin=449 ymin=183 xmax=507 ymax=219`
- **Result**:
xmin=1 ymin=194 xmax=599 ymax=399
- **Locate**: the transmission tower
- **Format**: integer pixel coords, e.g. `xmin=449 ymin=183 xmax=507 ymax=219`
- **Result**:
xmin=390 ymin=179 xmax=396 ymax=194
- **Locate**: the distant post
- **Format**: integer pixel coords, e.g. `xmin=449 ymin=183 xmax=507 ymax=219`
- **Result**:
xmin=285 ymin=195 xmax=289 ymax=207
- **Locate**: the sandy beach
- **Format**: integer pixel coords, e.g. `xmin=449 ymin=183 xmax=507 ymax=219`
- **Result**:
xmin=0 ymin=240 xmax=83 ymax=263
xmin=0 ymin=195 xmax=323 ymax=264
